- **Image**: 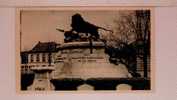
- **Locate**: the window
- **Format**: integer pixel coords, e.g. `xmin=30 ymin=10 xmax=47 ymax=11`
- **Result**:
xmin=42 ymin=53 xmax=46 ymax=62
xmin=36 ymin=54 xmax=40 ymax=62
xmin=30 ymin=54 xmax=33 ymax=62
xmin=48 ymin=53 xmax=52 ymax=64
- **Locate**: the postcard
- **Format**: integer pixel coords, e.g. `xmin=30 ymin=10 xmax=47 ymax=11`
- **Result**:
xmin=16 ymin=7 xmax=154 ymax=92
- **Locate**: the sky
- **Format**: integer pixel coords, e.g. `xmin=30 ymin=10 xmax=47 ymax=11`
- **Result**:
xmin=21 ymin=10 xmax=133 ymax=51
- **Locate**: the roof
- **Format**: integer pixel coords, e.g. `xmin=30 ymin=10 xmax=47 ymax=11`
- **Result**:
xmin=29 ymin=41 xmax=59 ymax=53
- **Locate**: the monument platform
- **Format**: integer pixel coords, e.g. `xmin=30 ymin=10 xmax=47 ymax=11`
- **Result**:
xmin=48 ymin=41 xmax=145 ymax=90
xmin=53 ymin=41 xmax=131 ymax=80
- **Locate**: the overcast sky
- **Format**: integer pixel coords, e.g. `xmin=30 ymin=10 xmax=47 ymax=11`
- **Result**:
xmin=21 ymin=10 xmax=133 ymax=51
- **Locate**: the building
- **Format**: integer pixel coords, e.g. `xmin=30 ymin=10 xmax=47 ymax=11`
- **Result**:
xmin=130 ymin=39 xmax=151 ymax=78
xmin=21 ymin=41 xmax=59 ymax=90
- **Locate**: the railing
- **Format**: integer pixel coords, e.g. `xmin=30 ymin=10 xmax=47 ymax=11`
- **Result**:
xmin=21 ymin=63 xmax=55 ymax=73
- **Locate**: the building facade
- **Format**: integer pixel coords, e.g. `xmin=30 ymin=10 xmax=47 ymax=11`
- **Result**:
xmin=21 ymin=41 xmax=59 ymax=90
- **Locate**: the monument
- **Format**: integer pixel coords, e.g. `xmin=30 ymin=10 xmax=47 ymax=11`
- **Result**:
xmin=50 ymin=13 xmax=132 ymax=90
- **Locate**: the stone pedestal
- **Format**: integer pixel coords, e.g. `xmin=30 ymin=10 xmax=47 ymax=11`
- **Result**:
xmin=28 ymin=64 xmax=55 ymax=91
xmin=53 ymin=41 xmax=131 ymax=79
xmin=51 ymin=41 xmax=132 ymax=90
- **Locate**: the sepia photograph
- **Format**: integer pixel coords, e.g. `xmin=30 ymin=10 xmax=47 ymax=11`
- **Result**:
xmin=18 ymin=7 xmax=152 ymax=91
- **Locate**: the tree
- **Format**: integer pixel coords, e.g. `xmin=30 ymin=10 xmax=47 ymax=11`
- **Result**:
xmin=135 ymin=10 xmax=150 ymax=77
xmin=103 ymin=10 xmax=150 ymax=77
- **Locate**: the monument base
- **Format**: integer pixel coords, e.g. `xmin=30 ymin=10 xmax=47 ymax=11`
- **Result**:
xmin=51 ymin=78 xmax=150 ymax=90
